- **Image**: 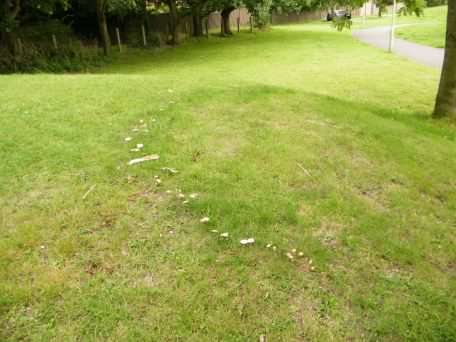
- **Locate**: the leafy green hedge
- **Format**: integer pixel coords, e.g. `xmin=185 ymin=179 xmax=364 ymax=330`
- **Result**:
xmin=0 ymin=43 xmax=107 ymax=73
xmin=0 ymin=20 xmax=107 ymax=73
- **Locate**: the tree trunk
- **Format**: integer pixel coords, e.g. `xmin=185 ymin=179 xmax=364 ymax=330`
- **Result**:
xmin=167 ymin=0 xmax=179 ymax=45
xmin=2 ymin=0 xmax=21 ymax=20
xmin=220 ymin=7 xmax=235 ymax=36
xmin=433 ymin=1 xmax=456 ymax=119
xmin=192 ymin=6 xmax=203 ymax=37
xmin=1 ymin=31 xmax=16 ymax=54
xmin=1 ymin=0 xmax=21 ymax=54
xmin=96 ymin=0 xmax=111 ymax=56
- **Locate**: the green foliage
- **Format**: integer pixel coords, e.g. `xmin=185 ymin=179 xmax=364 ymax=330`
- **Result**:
xmin=329 ymin=0 xmax=426 ymax=31
xmin=0 ymin=16 xmax=18 ymax=33
xmin=375 ymin=0 xmax=393 ymax=15
xmin=148 ymin=32 xmax=163 ymax=47
xmin=206 ymin=0 xmax=241 ymax=14
xmin=272 ymin=0 xmax=314 ymax=14
xmin=23 ymin=0 xmax=71 ymax=15
xmin=0 ymin=43 xmax=107 ymax=73
xmin=332 ymin=15 xmax=352 ymax=31
xmin=19 ymin=20 xmax=73 ymax=42
xmin=107 ymin=0 xmax=144 ymax=17
xmin=316 ymin=0 xmax=365 ymax=10
xmin=0 ymin=19 xmax=106 ymax=73
xmin=399 ymin=0 xmax=425 ymax=16
xmin=253 ymin=0 xmax=273 ymax=29
xmin=73 ymin=0 xmax=145 ymax=17
xmin=0 ymin=0 xmax=70 ymax=34
xmin=243 ymin=0 xmax=274 ymax=30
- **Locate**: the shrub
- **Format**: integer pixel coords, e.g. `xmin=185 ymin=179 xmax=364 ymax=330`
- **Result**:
xmin=0 ymin=20 xmax=108 ymax=73
xmin=148 ymin=31 xmax=162 ymax=47
xmin=18 ymin=20 xmax=74 ymax=44
xmin=332 ymin=16 xmax=352 ymax=31
xmin=253 ymin=0 xmax=273 ymax=30
xmin=0 ymin=42 xmax=107 ymax=74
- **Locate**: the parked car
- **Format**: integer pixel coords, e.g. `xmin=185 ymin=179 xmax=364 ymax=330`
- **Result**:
xmin=326 ymin=10 xmax=352 ymax=21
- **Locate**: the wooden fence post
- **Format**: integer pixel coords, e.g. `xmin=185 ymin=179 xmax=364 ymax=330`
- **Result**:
xmin=79 ymin=40 xmax=84 ymax=59
xmin=16 ymin=38 xmax=23 ymax=56
xmin=249 ymin=16 xmax=253 ymax=32
xmin=237 ymin=17 xmax=240 ymax=32
xmin=116 ymin=27 xmax=122 ymax=52
xmin=52 ymin=34 xmax=58 ymax=50
xmin=141 ymin=24 xmax=147 ymax=47
xmin=205 ymin=19 xmax=209 ymax=38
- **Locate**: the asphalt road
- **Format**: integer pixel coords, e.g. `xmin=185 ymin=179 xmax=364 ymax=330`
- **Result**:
xmin=353 ymin=26 xmax=444 ymax=69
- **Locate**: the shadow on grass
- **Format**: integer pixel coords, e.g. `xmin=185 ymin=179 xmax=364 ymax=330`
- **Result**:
xmin=181 ymin=82 xmax=456 ymax=141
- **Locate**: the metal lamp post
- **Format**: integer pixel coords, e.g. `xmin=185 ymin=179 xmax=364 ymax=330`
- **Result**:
xmin=388 ymin=0 xmax=397 ymax=52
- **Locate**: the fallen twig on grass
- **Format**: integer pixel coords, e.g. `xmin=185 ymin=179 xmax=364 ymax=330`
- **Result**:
xmin=128 ymin=154 xmax=160 ymax=166
xmin=82 ymin=184 xmax=96 ymax=200
xmin=297 ymin=163 xmax=312 ymax=177
xmin=161 ymin=167 xmax=178 ymax=174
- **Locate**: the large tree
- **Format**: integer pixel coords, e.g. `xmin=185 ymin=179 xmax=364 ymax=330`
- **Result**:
xmin=0 ymin=0 xmax=21 ymax=52
xmin=375 ymin=0 xmax=391 ymax=17
xmin=187 ymin=0 xmax=210 ymax=37
xmin=220 ymin=5 xmax=236 ymax=35
xmin=1 ymin=0 xmax=69 ymax=53
xmin=165 ymin=0 xmax=179 ymax=44
xmin=96 ymin=0 xmax=111 ymax=55
xmin=79 ymin=0 xmax=144 ymax=54
xmin=206 ymin=0 xmax=239 ymax=36
xmin=433 ymin=2 xmax=455 ymax=119
xmin=246 ymin=0 xmax=271 ymax=30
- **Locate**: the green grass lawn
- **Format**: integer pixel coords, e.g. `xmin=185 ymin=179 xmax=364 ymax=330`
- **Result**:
xmin=1 ymin=24 xmax=455 ymax=341
xmin=396 ymin=6 xmax=447 ymax=48
xmin=353 ymin=5 xmax=447 ymax=48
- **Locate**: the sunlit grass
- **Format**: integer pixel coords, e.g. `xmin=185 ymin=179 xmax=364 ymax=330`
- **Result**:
xmin=353 ymin=5 xmax=447 ymax=48
xmin=396 ymin=6 xmax=447 ymax=48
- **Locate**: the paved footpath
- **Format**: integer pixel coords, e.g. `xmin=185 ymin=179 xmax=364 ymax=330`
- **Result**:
xmin=353 ymin=26 xmax=444 ymax=69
